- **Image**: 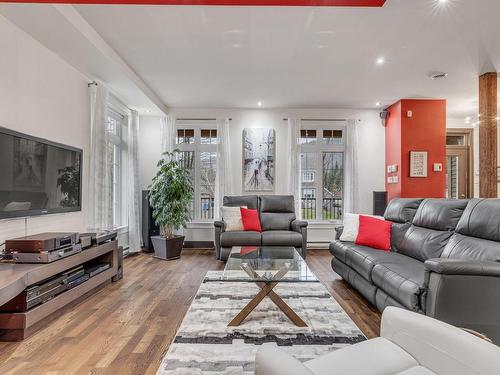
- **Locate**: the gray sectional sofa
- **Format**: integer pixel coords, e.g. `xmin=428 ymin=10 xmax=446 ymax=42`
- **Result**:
xmin=330 ymin=198 xmax=500 ymax=343
xmin=214 ymin=195 xmax=308 ymax=261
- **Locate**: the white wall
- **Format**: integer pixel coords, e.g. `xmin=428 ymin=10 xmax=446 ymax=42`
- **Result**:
xmin=0 ymin=15 xmax=90 ymax=244
xmin=139 ymin=107 xmax=386 ymax=243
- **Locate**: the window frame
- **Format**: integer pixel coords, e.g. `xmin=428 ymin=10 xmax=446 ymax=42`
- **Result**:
xmin=175 ymin=120 xmax=218 ymax=222
xmin=105 ymin=105 xmax=129 ymax=229
xmin=300 ymin=121 xmax=346 ymax=223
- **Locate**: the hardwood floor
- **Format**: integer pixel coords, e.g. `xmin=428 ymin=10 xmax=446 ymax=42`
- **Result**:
xmin=0 ymin=249 xmax=380 ymax=375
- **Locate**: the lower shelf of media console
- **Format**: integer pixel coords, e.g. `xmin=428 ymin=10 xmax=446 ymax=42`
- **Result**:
xmin=0 ymin=241 xmax=119 ymax=341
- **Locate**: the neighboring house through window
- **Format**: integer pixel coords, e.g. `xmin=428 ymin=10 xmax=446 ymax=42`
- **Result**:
xmin=175 ymin=120 xmax=217 ymax=221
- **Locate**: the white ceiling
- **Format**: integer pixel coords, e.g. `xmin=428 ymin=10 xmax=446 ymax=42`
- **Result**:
xmin=2 ymin=0 xmax=500 ymax=119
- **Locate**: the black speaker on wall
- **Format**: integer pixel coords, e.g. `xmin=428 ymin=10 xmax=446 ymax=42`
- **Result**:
xmin=373 ymin=191 xmax=388 ymax=216
xmin=142 ymin=190 xmax=159 ymax=252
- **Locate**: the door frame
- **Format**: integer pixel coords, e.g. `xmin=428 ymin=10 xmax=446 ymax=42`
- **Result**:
xmin=446 ymin=128 xmax=474 ymax=198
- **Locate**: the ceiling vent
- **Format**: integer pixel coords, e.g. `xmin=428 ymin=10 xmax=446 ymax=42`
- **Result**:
xmin=429 ymin=72 xmax=448 ymax=80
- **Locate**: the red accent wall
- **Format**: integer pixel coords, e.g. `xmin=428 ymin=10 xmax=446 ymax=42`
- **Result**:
xmin=3 ymin=0 xmax=385 ymax=5
xmin=385 ymin=99 xmax=446 ymax=201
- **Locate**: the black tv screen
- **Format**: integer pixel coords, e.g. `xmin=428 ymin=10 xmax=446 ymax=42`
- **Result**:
xmin=0 ymin=127 xmax=82 ymax=219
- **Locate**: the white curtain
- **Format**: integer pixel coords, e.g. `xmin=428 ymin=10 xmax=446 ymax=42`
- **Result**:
xmin=160 ymin=114 xmax=176 ymax=154
xmin=127 ymin=110 xmax=141 ymax=252
xmin=215 ymin=118 xmax=233 ymax=219
xmin=87 ymin=83 xmax=113 ymax=232
xmin=344 ymin=119 xmax=359 ymax=214
xmin=287 ymin=119 xmax=302 ymax=218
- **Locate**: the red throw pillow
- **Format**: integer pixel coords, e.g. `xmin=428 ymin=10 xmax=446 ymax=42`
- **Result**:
xmin=240 ymin=207 xmax=262 ymax=232
xmin=355 ymin=215 xmax=392 ymax=251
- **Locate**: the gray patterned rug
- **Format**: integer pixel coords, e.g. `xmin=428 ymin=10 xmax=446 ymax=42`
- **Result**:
xmin=157 ymin=271 xmax=366 ymax=375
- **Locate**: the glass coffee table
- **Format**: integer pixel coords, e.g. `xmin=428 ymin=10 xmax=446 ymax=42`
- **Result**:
xmin=221 ymin=246 xmax=318 ymax=327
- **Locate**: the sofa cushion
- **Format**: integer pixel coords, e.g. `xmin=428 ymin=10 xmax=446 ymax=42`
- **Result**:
xmin=397 ymin=198 xmax=468 ymax=262
xmin=355 ymin=215 xmax=392 ymax=251
xmin=223 ymin=195 xmax=259 ymax=209
xmin=398 ymin=225 xmax=453 ymax=262
xmin=384 ymin=198 xmax=424 ymax=223
xmin=372 ymin=258 xmax=426 ymax=311
xmin=412 ymin=199 xmax=468 ymax=231
xmin=220 ymin=205 xmax=246 ymax=231
xmin=455 ymin=198 xmax=500 ymax=242
xmin=391 ymin=222 xmax=412 ymax=252
xmin=260 ymin=213 xmax=295 ymax=231
xmin=259 ymin=195 xmax=295 ymax=213
xmin=440 ymin=233 xmax=500 ymax=262
xmin=261 ymin=230 xmax=303 ymax=247
xmin=259 ymin=195 xmax=296 ymax=231
xmin=220 ymin=231 xmax=261 ymax=247
xmin=240 ymin=207 xmax=262 ymax=232
xmin=332 ymin=257 xmax=378 ymax=305
xmin=340 ymin=213 xmax=383 ymax=242
xmin=330 ymin=242 xmax=395 ymax=281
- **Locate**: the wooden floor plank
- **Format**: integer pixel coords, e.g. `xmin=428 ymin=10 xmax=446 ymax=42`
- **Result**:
xmin=0 ymin=249 xmax=380 ymax=374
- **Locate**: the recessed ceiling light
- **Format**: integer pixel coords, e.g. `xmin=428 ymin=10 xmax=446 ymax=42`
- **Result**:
xmin=145 ymin=109 xmax=152 ymax=113
xmin=376 ymin=57 xmax=385 ymax=66
xmin=375 ymin=102 xmax=381 ymax=107
xmin=257 ymin=101 xmax=262 ymax=107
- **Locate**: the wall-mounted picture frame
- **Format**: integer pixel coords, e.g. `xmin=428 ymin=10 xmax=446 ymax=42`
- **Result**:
xmin=409 ymin=151 xmax=428 ymax=177
xmin=242 ymin=128 xmax=275 ymax=192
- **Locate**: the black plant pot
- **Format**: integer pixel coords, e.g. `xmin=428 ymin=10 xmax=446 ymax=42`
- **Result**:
xmin=151 ymin=235 xmax=184 ymax=260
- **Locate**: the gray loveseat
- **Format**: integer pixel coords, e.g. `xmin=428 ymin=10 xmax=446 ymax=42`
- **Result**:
xmin=214 ymin=195 xmax=307 ymax=261
xmin=330 ymin=198 xmax=500 ymax=343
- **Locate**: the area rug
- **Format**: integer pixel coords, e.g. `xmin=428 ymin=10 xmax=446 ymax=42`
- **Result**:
xmin=156 ymin=271 xmax=366 ymax=375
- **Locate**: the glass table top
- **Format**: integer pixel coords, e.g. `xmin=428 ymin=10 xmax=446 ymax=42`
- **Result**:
xmin=221 ymin=246 xmax=318 ymax=282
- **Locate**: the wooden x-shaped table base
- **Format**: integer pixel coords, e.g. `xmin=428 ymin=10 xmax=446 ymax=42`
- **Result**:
xmin=228 ymin=263 xmax=307 ymax=327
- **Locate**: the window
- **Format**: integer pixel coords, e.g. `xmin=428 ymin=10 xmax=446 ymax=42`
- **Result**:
xmin=300 ymin=123 xmax=345 ymax=221
xmin=105 ymin=108 xmax=128 ymax=228
xmin=176 ymin=129 xmax=195 ymax=144
xmin=446 ymin=135 xmax=465 ymax=146
xmin=302 ymin=170 xmax=316 ymax=183
xmin=300 ymin=129 xmax=317 ymax=144
xmin=175 ymin=122 xmax=218 ymax=221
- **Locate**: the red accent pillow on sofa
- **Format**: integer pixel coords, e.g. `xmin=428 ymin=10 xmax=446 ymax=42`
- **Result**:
xmin=355 ymin=215 xmax=392 ymax=251
xmin=240 ymin=207 xmax=262 ymax=232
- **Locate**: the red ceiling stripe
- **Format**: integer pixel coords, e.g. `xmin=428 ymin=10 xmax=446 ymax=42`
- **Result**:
xmin=1 ymin=0 xmax=386 ymax=6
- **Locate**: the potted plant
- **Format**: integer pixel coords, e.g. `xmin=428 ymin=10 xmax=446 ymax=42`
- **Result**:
xmin=148 ymin=150 xmax=193 ymax=260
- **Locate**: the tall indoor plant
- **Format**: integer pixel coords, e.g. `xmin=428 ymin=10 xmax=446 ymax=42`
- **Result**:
xmin=148 ymin=150 xmax=193 ymax=260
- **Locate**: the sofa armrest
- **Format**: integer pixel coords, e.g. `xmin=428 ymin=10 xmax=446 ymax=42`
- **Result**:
xmin=334 ymin=225 xmax=344 ymax=240
xmin=424 ymin=261 xmax=500 ymax=343
xmin=424 ymin=258 xmax=500 ymax=277
xmin=291 ymin=219 xmax=308 ymax=232
xmin=214 ymin=220 xmax=226 ymax=232
xmin=291 ymin=220 xmax=308 ymax=259
xmin=214 ymin=221 xmax=226 ymax=260
xmin=381 ymin=307 xmax=500 ymax=373
xmin=255 ymin=345 xmax=314 ymax=375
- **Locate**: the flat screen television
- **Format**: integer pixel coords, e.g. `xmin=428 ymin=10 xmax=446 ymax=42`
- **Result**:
xmin=0 ymin=127 xmax=82 ymax=219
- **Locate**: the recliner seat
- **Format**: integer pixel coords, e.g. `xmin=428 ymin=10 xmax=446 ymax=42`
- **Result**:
xmin=214 ymin=195 xmax=307 ymax=261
